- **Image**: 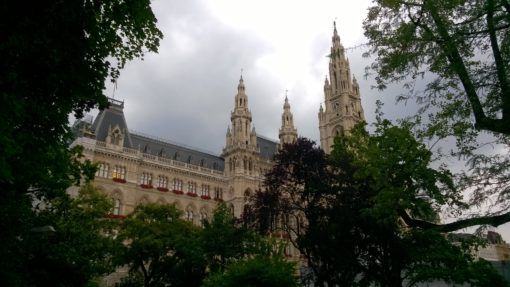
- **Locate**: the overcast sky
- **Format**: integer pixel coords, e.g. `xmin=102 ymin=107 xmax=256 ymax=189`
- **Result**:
xmin=96 ymin=0 xmax=510 ymax=240
xmin=102 ymin=0 xmax=385 ymax=155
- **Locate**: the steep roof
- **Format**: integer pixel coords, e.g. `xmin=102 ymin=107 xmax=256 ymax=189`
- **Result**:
xmin=91 ymin=98 xmax=133 ymax=147
xmin=130 ymin=132 xmax=224 ymax=171
xmin=89 ymin=98 xmax=224 ymax=171
xmin=257 ymin=135 xmax=278 ymax=160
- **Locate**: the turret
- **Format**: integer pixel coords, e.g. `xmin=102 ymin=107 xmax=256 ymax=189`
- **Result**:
xmin=279 ymin=92 xmax=298 ymax=147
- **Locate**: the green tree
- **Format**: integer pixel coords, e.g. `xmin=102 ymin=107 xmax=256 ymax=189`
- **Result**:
xmin=1 ymin=1 xmax=161 ymax=284
xmin=363 ymin=0 xmax=510 ymax=227
xmin=201 ymin=203 xmax=258 ymax=272
xmin=23 ymin=184 xmax=119 ymax=287
xmin=202 ymin=256 xmax=298 ymax=287
xmin=115 ymin=203 xmax=206 ymax=287
xmin=245 ymin=126 xmax=507 ymax=287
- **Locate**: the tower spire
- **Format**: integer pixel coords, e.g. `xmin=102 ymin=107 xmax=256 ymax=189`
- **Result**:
xmin=319 ymin=24 xmax=365 ymax=154
xmin=279 ymin=91 xmax=297 ymax=147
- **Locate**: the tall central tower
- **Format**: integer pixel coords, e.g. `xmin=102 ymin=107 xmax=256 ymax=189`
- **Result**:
xmin=319 ymin=22 xmax=365 ymax=154
xmin=222 ymin=76 xmax=261 ymax=217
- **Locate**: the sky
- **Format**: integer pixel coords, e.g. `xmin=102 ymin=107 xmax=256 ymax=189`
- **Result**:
xmin=95 ymin=0 xmax=510 ymax=240
xmin=102 ymin=0 xmax=382 ymax=155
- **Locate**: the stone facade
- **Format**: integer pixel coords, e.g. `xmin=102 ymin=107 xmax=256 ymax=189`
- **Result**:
xmin=70 ymin=24 xmax=364 ymax=227
xmin=319 ymin=22 xmax=365 ymax=154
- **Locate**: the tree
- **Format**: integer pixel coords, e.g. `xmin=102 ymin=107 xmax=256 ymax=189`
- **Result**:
xmin=23 ymin=184 xmax=119 ymax=287
xmin=244 ymin=127 xmax=507 ymax=287
xmin=363 ymin=0 xmax=510 ymax=227
xmin=115 ymin=203 xmax=206 ymax=287
xmin=202 ymin=256 xmax=298 ymax=287
xmin=1 ymin=1 xmax=161 ymax=284
xmin=201 ymin=203 xmax=259 ymax=273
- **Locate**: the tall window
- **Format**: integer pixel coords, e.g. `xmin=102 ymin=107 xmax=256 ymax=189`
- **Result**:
xmin=157 ymin=175 xmax=168 ymax=188
xmin=199 ymin=210 xmax=208 ymax=226
xmin=186 ymin=209 xmax=194 ymax=222
xmin=140 ymin=172 xmax=152 ymax=185
xmin=112 ymin=165 xmax=126 ymax=180
xmin=173 ymin=178 xmax=183 ymax=191
xmin=214 ymin=187 xmax=223 ymax=199
xmin=96 ymin=162 xmax=109 ymax=178
xmin=201 ymin=184 xmax=210 ymax=196
xmin=188 ymin=181 xmax=197 ymax=194
xmin=112 ymin=198 xmax=121 ymax=215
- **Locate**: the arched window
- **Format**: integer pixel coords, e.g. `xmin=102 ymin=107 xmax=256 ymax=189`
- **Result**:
xmin=111 ymin=128 xmax=122 ymax=145
xmin=199 ymin=209 xmax=208 ymax=226
xmin=200 ymin=159 xmax=205 ymax=167
xmin=173 ymin=152 xmax=180 ymax=160
xmin=158 ymin=148 xmax=165 ymax=157
xmin=187 ymin=155 xmax=192 ymax=164
xmin=112 ymin=198 xmax=121 ymax=215
xmin=186 ymin=207 xmax=194 ymax=222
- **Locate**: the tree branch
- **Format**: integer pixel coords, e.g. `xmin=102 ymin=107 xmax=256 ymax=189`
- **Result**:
xmin=487 ymin=0 xmax=510 ymax=124
xmin=399 ymin=209 xmax=510 ymax=233
xmin=425 ymin=0 xmax=510 ymax=134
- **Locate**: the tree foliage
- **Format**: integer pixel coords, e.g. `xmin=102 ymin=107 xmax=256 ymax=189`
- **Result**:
xmin=244 ymin=126 xmax=507 ymax=286
xmin=1 ymin=0 xmax=162 ymax=197
xmin=115 ymin=203 xmax=295 ymax=287
xmin=115 ymin=203 xmax=205 ymax=287
xmin=363 ymin=0 xmax=510 ymax=211
xmin=1 ymin=1 xmax=161 ymax=284
xmin=8 ymin=185 xmax=119 ymax=287
xmin=202 ymin=256 xmax=298 ymax=287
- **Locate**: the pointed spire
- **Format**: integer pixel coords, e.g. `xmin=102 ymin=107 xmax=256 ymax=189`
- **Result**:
xmin=279 ymin=92 xmax=297 ymax=145
xmin=237 ymin=74 xmax=245 ymax=92
xmin=284 ymin=89 xmax=290 ymax=109
xmin=332 ymin=21 xmax=341 ymax=43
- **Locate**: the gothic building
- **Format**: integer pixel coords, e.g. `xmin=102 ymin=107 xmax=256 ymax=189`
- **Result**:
xmin=319 ymin=22 xmax=365 ymax=154
xmin=70 ymin=24 xmax=364 ymax=242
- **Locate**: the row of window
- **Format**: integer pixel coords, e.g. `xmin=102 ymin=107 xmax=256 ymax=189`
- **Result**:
xmin=97 ymin=163 xmax=223 ymax=199
xmin=97 ymin=163 xmax=126 ymax=180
